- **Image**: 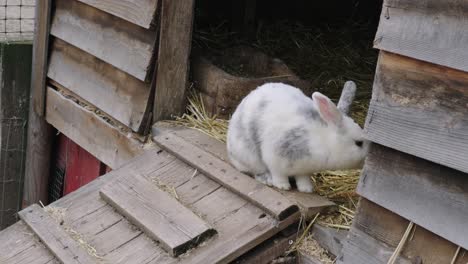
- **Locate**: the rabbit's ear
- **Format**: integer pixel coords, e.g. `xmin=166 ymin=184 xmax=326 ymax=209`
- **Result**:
xmin=312 ymin=92 xmax=343 ymax=126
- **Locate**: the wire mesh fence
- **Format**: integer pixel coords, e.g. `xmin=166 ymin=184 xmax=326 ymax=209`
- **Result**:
xmin=0 ymin=0 xmax=35 ymax=41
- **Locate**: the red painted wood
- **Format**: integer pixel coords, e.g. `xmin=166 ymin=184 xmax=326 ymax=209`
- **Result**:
xmin=53 ymin=134 xmax=108 ymax=196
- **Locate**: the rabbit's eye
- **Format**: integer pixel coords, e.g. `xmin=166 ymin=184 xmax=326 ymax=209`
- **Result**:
xmin=355 ymin=140 xmax=363 ymax=147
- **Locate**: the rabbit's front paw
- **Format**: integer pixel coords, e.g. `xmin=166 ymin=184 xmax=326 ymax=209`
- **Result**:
xmin=297 ymin=183 xmax=314 ymax=193
xmin=296 ymin=175 xmax=314 ymax=193
xmin=255 ymin=173 xmax=273 ymax=186
xmin=273 ymin=178 xmax=291 ymax=190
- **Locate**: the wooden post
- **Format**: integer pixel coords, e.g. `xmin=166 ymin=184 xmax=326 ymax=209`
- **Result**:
xmin=0 ymin=42 xmax=33 ymax=230
xmin=23 ymin=0 xmax=54 ymax=207
xmin=153 ymin=0 xmax=195 ymax=122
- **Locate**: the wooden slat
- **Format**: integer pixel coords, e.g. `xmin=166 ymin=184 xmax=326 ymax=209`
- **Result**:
xmin=125 ymin=148 xmax=301 ymax=263
xmin=339 ymin=225 xmax=411 ymax=264
xmin=153 ymin=123 xmax=335 ymax=219
xmin=153 ymin=0 xmax=195 ymax=121
xmin=0 ymin=221 xmax=56 ymax=264
xmin=18 ymin=204 xmax=96 ymax=263
xmin=235 ymin=230 xmax=297 ymax=264
xmin=153 ymin=131 xmax=299 ymax=221
xmin=100 ymin=172 xmax=215 ymax=256
xmin=50 ymin=147 xmax=299 ymax=264
xmin=45 ymin=87 xmax=145 ymax=169
xmin=51 ymin=0 xmax=157 ymax=81
xmin=311 ymin=224 xmax=347 ymax=258
xmin=375 ymin=0 xmax=468 ymax=72
xmin=358 ymin=144 xmax=468 ymax=249
xmin=346 ymin=198 xmax=468 ymax=264
xmin=76 ymin=0 xmax=158 ymax=29
xmin=297 ymin=252 xmax=324 ymax=264
xmin=48 ymin=38 xmax=151 ymax=132
xmin=23 ymin=0 xmax=54 ymax=208
xmin=31 ymin=0 xmax=51 ymax=116
xmin=365 ymin=52 xmax=468 ymax=173
xmin=178 ymin=205 xmax=300 ymax=264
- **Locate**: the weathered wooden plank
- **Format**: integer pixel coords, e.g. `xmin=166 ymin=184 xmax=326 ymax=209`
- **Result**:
xmin=23 ymin=108 xmax=54 ymax=208
xmin=153 ymin=123 xmax=335 ymax=219
xmin=18 ymin=204 xmax=97 ymax=263
xmin=339 ymin=225 xmax=412 ymax=264
xmin=347 ymin=198 xmax=468 ymax=264
xmin=0 ymin=221 xmax=56 ymax=264
xmin=374 ymin=0 xmax=468 ymax=72
xmin=235 ymin=231 xmax=297 ymax=264
xmin=51 ymin=0 xmax=157 ymax=81
xmin=48 ymin=38 xmax=151 ymax=132
xmin=100 ymin=172 xmax=215 ymax=256
xmin=45 ymin=87 xmax=145 ymax=169
xmin=128 ymin=149 xmax=300 ymax=263
xmin=103 ymin=234 xmax=172 ymax=264
xmin=179 ymin=202 xmax=300 ymax=264
xmin=365 ymin=51 xmax=468 ymax=173
xmin=153 ymin=0 xmax=195 ymax=121
xmin=88 ymin=219 xmax=142 ymax=256
xmin=312 ymin=224 xmax=347 ymax=258
xmin=23 ymin=0 xmax=54 ymax=209
xmin=153 ymin=131 xmax=299 ymax=221
xmin=358 ymin=144 xmax=468 ymax=249
xmin=297 ymin=252 xmax=323 ymax=264
xmin=31 ymin=0 xmax=51 ymax=116
xmin=76 ymin=0 xmax=158 ymax=29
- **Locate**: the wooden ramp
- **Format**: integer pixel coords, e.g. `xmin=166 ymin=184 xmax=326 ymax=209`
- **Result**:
xmin=0 ymin=124 xmax=334 ymax=264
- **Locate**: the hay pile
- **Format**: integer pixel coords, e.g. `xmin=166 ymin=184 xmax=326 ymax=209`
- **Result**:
xmin=172 ymin=92 xmax=229 ymax=143
xmin=193 ymin=20 xmax=376 ymax=128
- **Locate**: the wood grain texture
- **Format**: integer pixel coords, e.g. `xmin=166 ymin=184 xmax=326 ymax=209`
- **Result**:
xmin=153 ymin=122 xmax=335 ymax=219
xmin=23 ymin=103 xmax=54 ymax=207
xmin=0 ymin=221 xmax=56 ymax=264
xmin=365 ymin=52 xmax=468 ymax=173
xmin=339 ymin=224 xmax=411 ymax=264
xmin=18 ymin=204 xmax=97 ymax=263
xmin=297 ymin=252 xmax=324 ymax=264
xmin=358 ymin=144 xmax=468 ymax=249
xmin=347 ymin=199 xmax=468 ymax=264
xmin=1 ymin=145 xmax=303 ymax=264
xmin=312 ymin=224 xmax=347 ymax=258
xmin=30 ymin=0 xmax=51 ymax=116
xmin=53 ymin=148 xmax=297 ymax=264
xmin=235 ymin=231 xmax=297 ymax=264
xmin=375 ymin=0 xmax=468 ymax=72
xmin=76 ymin=0 xmax=158 ymax=29
xmin=153 ymin=0 xmax=195 ymax=121
xmin=153 ymin=131 xmax=299 ymax=221
xmin=100 ymin=173 xmax=215 ymax=256
xmin=51 ymin=0 xmax=157 ymax=81
xmin=23 ymin=0 xmax=54 ymax=209
xmin=48 ymin=38 xmax=151 ymax=132
xmin=45 ymin=87 xmax=145 ymax=169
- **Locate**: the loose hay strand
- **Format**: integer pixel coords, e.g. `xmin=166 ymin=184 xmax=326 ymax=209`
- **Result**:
xmin=387 ymin=221 xmax=415 ymax=264
xmin=450 ymin=246 xmax=461 ymax=264
xmin=41 ymin=204 xmax=104 ymax=260
xmin=287 ymin=213 xmax=320 ymax=254
xmin=171 ymin=92 xmax=229 ymax=143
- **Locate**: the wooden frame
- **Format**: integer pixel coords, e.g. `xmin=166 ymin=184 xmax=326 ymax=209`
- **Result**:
xmin=23 ymin=0 xmax=54 ymax=207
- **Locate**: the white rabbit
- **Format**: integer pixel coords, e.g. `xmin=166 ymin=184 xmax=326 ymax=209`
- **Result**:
xmin=226 ymin=82 xmax=369 ymax=193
